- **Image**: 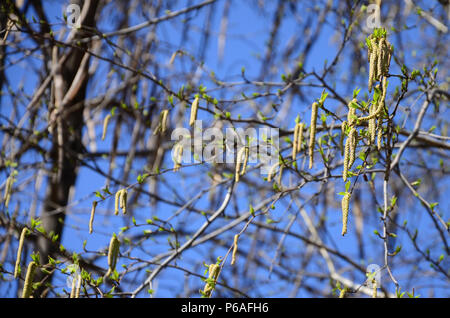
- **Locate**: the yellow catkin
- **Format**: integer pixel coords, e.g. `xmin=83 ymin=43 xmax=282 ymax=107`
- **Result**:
xmin=75 ymin=275 xmax=82 ymax=298
xmin=169 ymin=51 xmax=178 ymax=66
xmin=89 ymin=201 xmax=97 ymax=234
xmin=240 ymin=147 xmax=249 ymax=176
xmin=277 ymin=163 xmax=284 ymax=186
xmin=231 ymin=234 xmax=239 ymax=265
xmin=308 ymin=102 xmax=319 ymax=169
xmin=297 ymin=123 xmax=304 ymax=154
xmin=235 ymin=147 xmax=246 ymax=183
xmin=22 ymin=261 xmax=37 ymax=298
xmin=347 ymin=99 xmax=357 ymax=126
xmin=114 ymin=190 xmax=122 ymax=216
xmin=70 ymin=274 xmax=77 ymax=298
xmin=106 ymin=234 xmax=120 ymax=277
xmin=340 ymin=121 xmax=347 ymax=156
xmin=161 ymin=109 xmax=169 ymax=133
xmin=377 ymin=121 xmax=383 ymax=151
xmin=372 ymin=279 xmax=377 ymax=298
xmin=381 ymin=76 xmax=387 ymax=103
xmin=3 ymin=176 xmax=12 ymax=209
xmin=369 ymin=103 xmax=376 ymax=144
xmin=267 ymin=162 xmax=280 ymax=182
xmin=101 ymin=114 xmax=112 ymax=141
xmin=292 ymin=123 xmax=299 ymax=161
xmin=173 ymin=143 xmax=183 ymax=171
xmin=376 ymin=38 xmax=384 ymax=81
xmin=120 ymin=189 xmax=127 ymax=214
xmin=14 ymin=227 xmax=28 ymax=278
xmin=203 ymin=264 xmax=220 ymax=298
xmin=343 ymin=132 xmax=351 ymax=182
xmin=348 ymin=128 xmax=357 ymax=169
xmin=341 ymin=192 xmax=351 ymax=236
xmin=368 ymin=37 xmax=377 ymax=92
xmin=339 ymin=287 xmax=347 ymax=298
xmin=189 ymin=96 xmax=199 ymax=127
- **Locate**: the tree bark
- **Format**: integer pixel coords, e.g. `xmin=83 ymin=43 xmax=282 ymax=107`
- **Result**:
xmin=34 ymin=0 xmax=98 ymax=298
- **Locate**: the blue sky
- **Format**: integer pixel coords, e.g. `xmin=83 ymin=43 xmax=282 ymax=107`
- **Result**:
xmin=1 ymin=0 xmax=448 ymax=297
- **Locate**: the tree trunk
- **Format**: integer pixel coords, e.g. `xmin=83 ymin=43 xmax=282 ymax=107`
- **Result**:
xmin=34 ymin=0 xmax=98 ymax=298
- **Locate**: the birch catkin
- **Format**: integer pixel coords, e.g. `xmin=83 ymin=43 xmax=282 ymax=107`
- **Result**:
xmin=267 ymin=162 xmax=280 ymax=182
xmin=75 ymin=275 xmax=82 ymax=298
xmin=292 ymin=123 xmax=299 ymax=161
xmin=240 ymin=147 xmax=249 ymax=176
xmin=348 ymin=128 xmax=357 ymax=170
xmin=189 ymin=95 xmax=199 ymax=127
xmin=120 ymin=189 xmax=128 ymax=214
xmin=376 ymin=37 xmax=384 ymax=81
xmin=235 ymin=146 xmax=246 ymax=183
xmin=309 ymin=102 xmax=319 ymax=169
xmin=340 ymin=121 xmax=347 ymax=156
xmin=341 ymin=192 xmax=351 ymax=236
xmin=231 ymin=234 xmax=239 ymax=265
xmin=70 ymin=274 xmax=77 ymax=298
xmin=372 ymin=279 xmax=377 ymax=298
xmin=343 ymin=132 xmax=351 ymax=182
xmin=3 ymin=176 xmax=12 ymax=209
xmin=173 ymin=143 xmax=183 ymax=171
xmin=89 ymin=201 xmax=97 ymax=234
xmin=14 ymin=227 xmax=28 ymax=278
xmin=22 ymin=261 xmax=37 ymax=298
xmin=106 ymin=234 xmax=120 ymax=277
xmin=368 ymin=37 xmax=377 ymax=92
xmin=203 ymin=263 xmax=220 ymax=298
xmin=377 ymin=121 xmax=383 ymax=151
xmin=160 ymin=109 xmax=169 ymax=133
xmin=114 ymin=190 xmax=122 ymax=215
xmin=101 ymin=114 xmax=112 ymax=141
xmin=296 ymin=123 xmax=304 ymax=154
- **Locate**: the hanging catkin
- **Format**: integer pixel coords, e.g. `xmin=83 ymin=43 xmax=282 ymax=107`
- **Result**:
xmin=292 ymin=123 xmax=299 ymax=161
xmin=189 ymin=95 xmax=199 ymax=127
xmin=173 ymin=143 xmax=183 ymax=171
xmin=341 ymin=192 xmax=351 ymax=236
xmin=120 ymin=189 xmax=128 ymax=214
xmin=3 ymin=175 xmax=12 ymax=209
xmin=114 ymin=189 xmax=122 ymax=216
xmin=368 ymin=37 xmax=377 ymax=92
xmin=14 ymin=227 xmax=28 ymax=278
xmin=240 ymin=147 xmax=249 ymax=176
xmin=235 ymin=147 xmax=246 ymax=183
xmin=340 ymin=121 xmax=347 ymax=156
xmin=160 ymin=109 xmax=169 ymax=133
xmin=296 ymin=123 xmax=304 ymax=155
xmin=231 ymin=234 xmax=239 ymax=265
xmin=75 ymin=275 xmax=82 ymax=298
xmin=377 ymin=121 xmax=383 ymax=151
xmin=106 ymin=234 xmax=120 ymax=277
xmin=376 ymin=37 xmax=384 ymax=81
xmin=22 ymin=261 xmax=37 ymax=298
xmin=347 ymin=99 xmax=357 ymax=126
xmin=203 ymin=263 xmax=220 ymax=298
xmin=89 ymin=201 xmax=97 ymax=234
xmin=372 ymin=279 xmax=377 ymax=298
xmin=308 ymin=102 xmax=319 ymax=169
xmin=343 ymin=132 xmax=351 ymax=182
xmin=101 ymin=114 xmax=112 ymax=141
xmin=348 ymin=128 xmax=357 ymax=170
xmin=70 ymin=274 xmax=77 ymax=298
xmin=267 ymin=162 xmax=280 ymax=183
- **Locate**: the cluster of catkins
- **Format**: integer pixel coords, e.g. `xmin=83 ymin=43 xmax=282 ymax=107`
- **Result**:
xmin=340 ymin=29 xmax=393 ymax=236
